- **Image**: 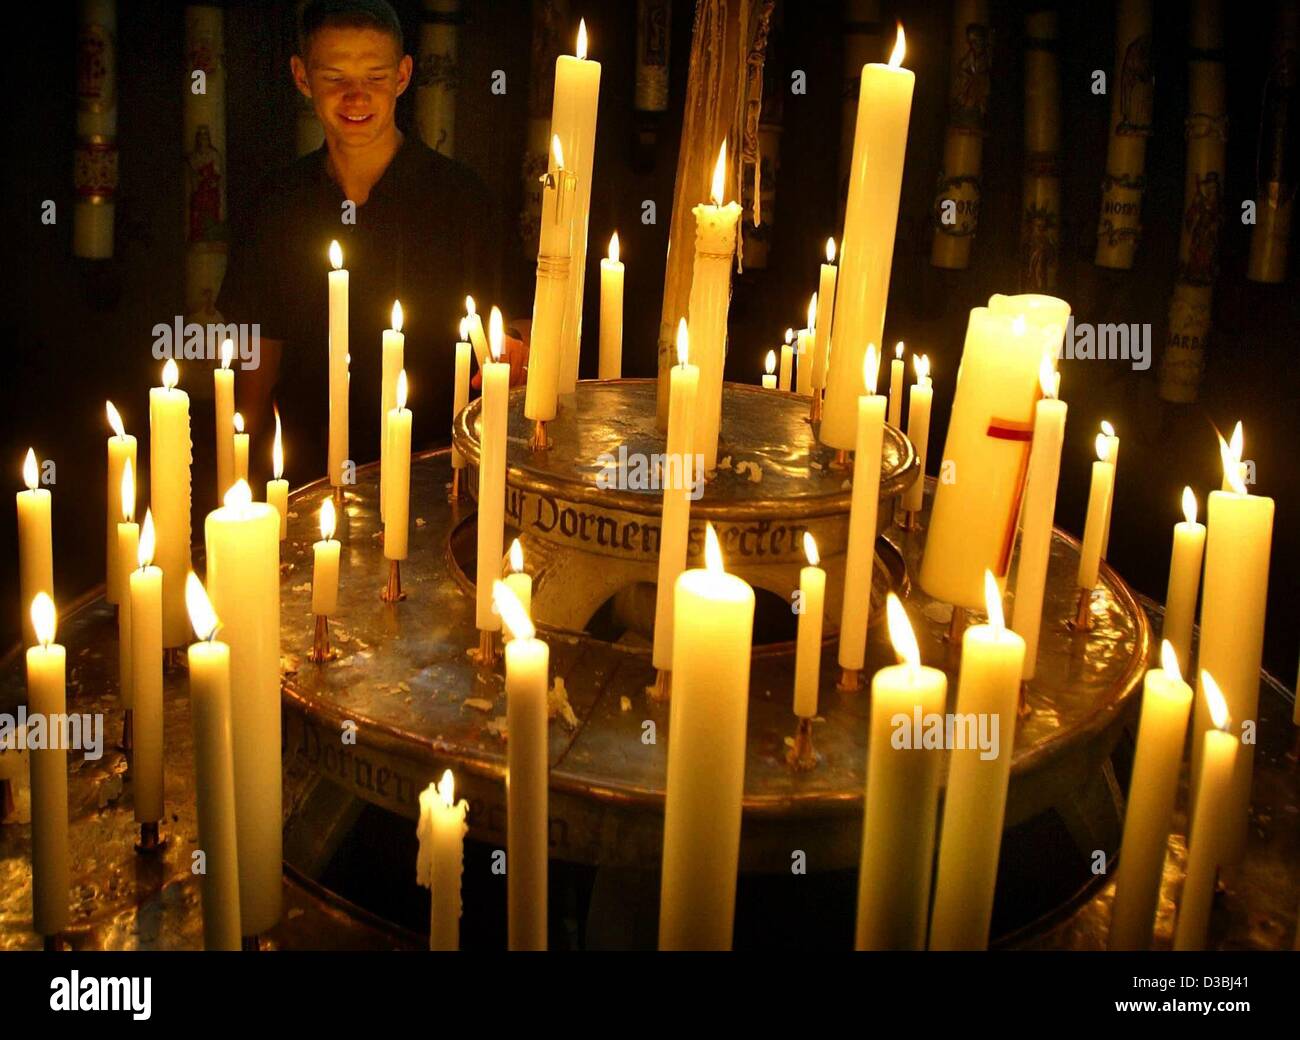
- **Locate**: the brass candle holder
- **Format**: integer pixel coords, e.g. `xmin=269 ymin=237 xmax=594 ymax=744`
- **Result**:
xmin=830 ymin=448 xmax=851 ymax=470
xmin=837 ymin=667 xmax=861 ymax=692
xmin=649 ymin=668 xmax=672 ymax=702
xmin=529 ymin=419 xmax=551 ymax=452
xmin=448 ymin=467 xmax=463 ymax=501
xmin=310 ymin=614 xmax=336 ymax=663
xmin=471 ymin=628 xmax=499 ymax=668
xmin=1072 ymin=587 xmax=1093 ymax=632
xmin=381 ymin=560 xmax=405 ymax=603
xmin=135 ymin=820 xmax=165 ymax=853
xmin=786 ymin=716 xmax=817 ymax=771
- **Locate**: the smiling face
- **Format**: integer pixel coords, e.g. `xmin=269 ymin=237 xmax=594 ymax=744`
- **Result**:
xmin=291 ymin=26 xmax=412 ymax=151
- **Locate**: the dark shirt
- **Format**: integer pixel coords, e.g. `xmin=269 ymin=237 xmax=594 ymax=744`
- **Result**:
xmin=218 ymin=136 xmax=511 ymax=479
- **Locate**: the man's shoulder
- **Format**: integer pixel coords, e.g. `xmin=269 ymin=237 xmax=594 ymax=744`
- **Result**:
xmin=259 ymin=148 xmax=329 ymax=202
xmin=398 ymin=138 xmax=486 ymax=189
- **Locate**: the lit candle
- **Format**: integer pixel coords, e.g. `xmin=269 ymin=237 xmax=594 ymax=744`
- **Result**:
xmin=554 ymin=19 xmax=602 ymax=396
xmin=130 ymin=509 xmax=164 ymax=829
xmin=778 ymin=328 xmax=793 ymax=392
xmin=1220 ymin=421 xmax=1244 ymax=491
xmin=793 ymin=533 xmax=826 ymax=719
xmin=930 ymin=572 xmax=1028 ymax=950
xmin=380 ymin=300 xmax=405 ymax=522
xmin=452 ymin=317 xmax=472 ymax=475
xmin=1108 ymin=641 xmax=1194 ymax=950
xmin=837 ymin=347 xmax=886 ymax=679
xmin=417 ymin=768 xmax=469 ymax=951
xmin=204 ymin=478 xmax=282 ymax=936
xmin=525 ymin=135 xmax=573 ymax=425
xmin=652 ymin=320 xmax=700 ymax=676
xmin=26 ymin=592 xmax=69 ymax=938
xmin=811 ymin=238 xmax=837 ymax=391
xmin=494 ymin=580 xmax=550 ymax=951
xmin=1192 ymin=427 xmax=1273 ymax=865
xmin=1076 ymin=433 xmax=1115 ymax=591
xmin=599 ymin=231 xmax=624 ymax=380
xmin=116 ymin=460 xmax=138 ymax=711
xmin=384 ymin=371 xmax=412 ymax=562
xmin=476 ymin=309 xmax=510 ymax=634
xmin=232 ymin=412 xmax=248 ymax=485
xmin=823 ymin=27 xmax=914 ymax=450
xmin=327 ymin=240 xmax=349 ymax=488
xmin=1174 ymin=673 xmax=1239 ymax=950
xmin=1010 ymin=357 xmax=1065 ymax=680
xmin=312 ymin=498 xmax=340 ymax=617
xmin=17 ymin=448 xmax=53 ymax=649
xmin=504 ymin=538 xmax=532 ymax=622
xmin=899 ymin=354 xmax=934 ymax=516
xmin=266 ymin=407 xmax=288 ymax=541
xmin=795 ymin=303 xmax=814 ymax=396
xmin=761 ymin=349 xmax=777 ymax=390
xmin=184 ymin=572 xmax=241 ymax=950
xmin=1163 ymin=487 xmax=1206 ymax=674
xmin=104 ymin=401 xmax=136 ymax=606
xmin=149 ymin=358 xmax=192 ymax=648
xmin=887 ymin=341 xmax=905 ymax=429
xmin=688 ymin=141 xmax=743 ymax=474
xmin=1100 ymin=420 xmax=1120 ymax=557
xmin=214 ymin=337 xmax=235 ymax=500
xmin=855 ymin=594 xmax=946 ymax=949
xmin=659 ymin=524 xmax=755 ymax=950
xmin=464 ymin=295 xmax=488 ymax=370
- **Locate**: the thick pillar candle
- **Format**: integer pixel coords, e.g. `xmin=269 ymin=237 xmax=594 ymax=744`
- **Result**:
xmin=384 ymin=371 xmax=412 ymax=562
xmin=476 ymin=311 xmax=510 ymax=633
xmin=900 ymin=356 xmax=934 ymax=515
xmin=1108 ymin=642 xmax=1194 ymax=950
xmin=312 ymin=498 xmax=340 ymax=617
xmin=452 ymin=320 xmax=472 ymax=475
xmin=266 ymin=408 xmax=288 ymax=541
xmin=793 ymin=534 xmax=826 ymax=719
xmin=130 ymin=511 xmax=164 ymax=827
xmin=26 ymin=593 xmax=69 ymax=937
xmin=929 ymin=574 xmax=1027 ymax=950
xmin=104 ymin=401 xmax=136 ymax=605
xmin=822 ymin=31 xmax=914 ymax=450
xmin=812 ymin=239 xmax=837 ymax=390
xmin=184 ymin=573 xmax=241 ymax=950
xmin=380 ymin=301 xmax=405 ymax=522
xmin=232 ymin=412 xmax=249 ymax=485
xmin=149 ymin=358 xmax=192 ymax=648
xmin=417 ymin=769 xmax=469 ymax=951
xmin=659 ymin=525 xmax=755 ymax=950
xmin=837 ymin=348 xmax=886 ymax=675
xmin=494 ymin=582 xmax=550 ymax=951
xmin=1076 ymin=434 xmax=1115 ymax=590
xmin=652 ymin=321 xmax=699 ymax=674
xmin=855 ymin=595 xmax=946 ymax=949
xmin=887 ymin=342 xmax=905 ymax=429
xmin=1163 ymin=487 xmax=1206 ymax=674
xmin=17 ymin=448 xmax=53 ymax=649
xmin=214 ymin=338 xmax=235 ymax=499
xmin=599 ymin=232 xmax=624 ymax=380
xmin=327 ymin=240 xmax=349 ymax=488
xmin=205 ymin=479 xmax=282 ymax=936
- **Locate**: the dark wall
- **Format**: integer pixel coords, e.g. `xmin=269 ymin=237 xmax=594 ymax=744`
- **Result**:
xmin=2 ymin=0 xmax=1296 ymax=684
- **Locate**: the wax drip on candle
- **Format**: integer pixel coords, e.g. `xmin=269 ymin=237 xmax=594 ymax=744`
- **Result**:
xmin=185 ymin=571 xmax=221 ymax=643
xmin=1161 ymin=638 xmax=1183 ymax=683
xmin=273 ymin=407 xmax=284 ymax=480
xmin=106 ymin=400 xmax=126 ymax=440
xmin=31 ymin=591 xmax=56 ymax=649
xmin=23 ymin=447 xmax=39 ymax=492
xmin=1201 ymin=671 xmax=1230 ymax=732
xmin=888 ymin=22 xmax=906 ymax=68
xmin=803 ymin=531 xmax=820 ymax=567
xmin=884 ymin=592 xmax=920 ymax=676
xmin=320 ymin=496 xmax=336 ymax=542
xmin=138 ymin=509 xmax=156 ymax=570
xmin=162 ymin=357 xmax=179 ymax=391
xmin=984 ymin=569 xmax=1004 ymax=634
xmin=826 ymin=237 xmax=837 ymax=264
xmin=510 ymin=537 xmax=524 ymax=574
xmin=493 ymin=579 xmax=534 ymax=641
xmin=121 ymin=458 xmax=135 ymax=524
xmin=863 ymin=344 xmax=880 ymax=395
xmin=676 ymin=318 xmax=689 ymax=368
xmin=220 ymin=338 xmax=234 ymax=372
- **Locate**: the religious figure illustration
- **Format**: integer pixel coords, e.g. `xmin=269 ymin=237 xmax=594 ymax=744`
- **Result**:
xmin=1117 ymin=33 xmax=1154 ymax=135
xmin=1182 ymin=171 xmax=1222 ymax=284
xmin=1020 ymin=202 xmax=1058 ymax=291
xmin=186 ymin=126 xmax=225 ymax=244
xmin=952 ymin=23 xmax=991 ymax=127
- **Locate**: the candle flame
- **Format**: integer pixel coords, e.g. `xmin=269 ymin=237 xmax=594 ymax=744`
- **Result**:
xmin=1101 ymin=420 xmax=1116 ymax=438
xmin=806 ymin=294 xmax=817 ymax=330
xmin=329 ymin=240 xmax=343 ymax=270
xmin=863 ymin=343 xmax=880 ymax=395
xmin=396 ymin=369 xmax=408 ymax=410
xmin=888 ymin=22 xmax=905 ymax=68
xmin=220 ymin=338 xmax=234 ymax=371
xmin=162 ymin=357 xmax=179 ymax=391
xmin=1201 ymin=670 xmax=1230 ymax=732
xmin=1182 ymin=486 xmax=1197 ymax=526
xmin=608 ymin=231 xmax=620 ymax=264
xmin=704 ymin=522 xmax=724 ymax=574
xmin=493 ymin=579 xmax=535 ymax=642
xmin=106 ymin=400 xmax=126 ymax=439
xmin=465 ymin=294 xmax=477 ymax=317
xmin=765 ymin=349 xmax=776 ymax=376
xmin=185 ymin=572 xmax=220 ymax=642
xmin=320 ymin=496 xmax=336 ymax=541
xmin=438 ymin=768 xmax=456 ymax=808
xmin=914 ymin=354 xmax=931 ymax=384
xmin=1229 ymin=420 xmax=1243 ymax=461
xmin=576 ymin=18 xmax=588 ymax=59
xmin=1038 ymin=354 xmax=1058 ymax=399
xmin=233 ymin=411 xmax=244 ymax=434
xmin=138 ymin=509 xmax=156 ymax=569
xmin=31 ymin=592 xmax=56 ymax=649
xmin=391 ymin=300 xmax=403 ymax=333
xmin=826 ymin=237 xmax=837 ymax=264
xmin=1095 ymin=433 xmax=1109 ymax=463
xmin=803 ymin=531 xmax=819 ymax=567
xmin=551 ymin=134 xmax=565 ymax=170
xmin=784 ymin=327 xmax=794 ymax=345
xmin=121 ymin=458 xmax=135 ymax=523
xmin=1218 ymin=426 xmax=1247 ymax=495
xmin=22 ymin=447 xmax=39 ymax=491
xmin=1160 ymin=639 xmax=1182 ymax=684
xmin=224 ymin=479 xmax=253 ymax=510
xmin=710 ymin=139 xmax=727 ymax=206
xmin=676 ymin=317 xmax=689 ymax=366
xmin=273 ymin=406 xmax=284 ymax=480
xmin=509 ymin=537 xmax=524 ymax=574
xmin=984 ymin=570 xmax=1004 ymax=633
xmin=895 ymin=341 xmax=904 ymax=360
xmin=885 ymin=592 xmax=920 ymax=669
xmin=488 ymin=307 xmax=505 ymax=361
xmin=459 ymin=316 xmax=470 ymax=343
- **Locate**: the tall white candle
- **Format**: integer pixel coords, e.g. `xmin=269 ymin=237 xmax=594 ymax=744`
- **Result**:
xmin=900 ymin=355 xmax=934 ymax=515
xmin=384 ymin=371 xmax=412 ymax=562
xmin=452 ymin=318 xmax=472 ymax=475
xmin=417 ymin=769 xmax=469 ymax=951
xmin=149 ymin=358 xmax=192 ymax=648
xmin=812 ymin=239 xmax=837 ymax=391
xmin=380 ymin=301 xmax=405 ymax=521
xmin=131 ymin=511 xmax=164 ymax=827
xmin=599 ymin=232 xmax=624 ymax=380
xmin=1100 ymin=420 xmax=1120 ymax=557
xmin=17 ymin=448 xmax=53 ymax=649
xmin=104 ymin=401 xmax=136 ymax=606
xmin=524 ymin=135 xmax=574 ymax=424
xmin=214 ymin=338 xmax=235 ymax=500
xmin=1163 ymin=487 xmax=1206 ymax=675
xmin=476 ymin=310 xmax=510 ymax=633
xmin=116 ymin=460 xmax=138 ymax=710
xmin=887 ymin=342 xmax=905 ymax=429
xmin=659 ymin=525 xmax=755 ymax=950
xmin=327 ymin=240 xmax=349 ymax=487
xmin=1077 ymin=433 xmax=1115 ymax=590
xmin=793 ymin=533 xmax=826 ymax=719
xmin=795 ymin=325 xmax=813 ymax=397
xmin=26 ymin=593 xmax=69 ymax=937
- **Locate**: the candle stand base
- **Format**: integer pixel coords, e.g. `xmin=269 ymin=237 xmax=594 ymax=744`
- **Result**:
xmin=310 ymin=615 xmax=336 ymax=663
xmin=448 ymin=467 xmax=463 ymax=501
xmin=1070 ymin=588 xmax=1093 ymax=632
xmin=648 ymin=668 xmax=671 ymax=703
xmin=241 ymin=935 xmax=261 ymax=952
xmin=0 ymin=779 xmax=13 ymax=824
xmin=830 ymin=448 xmax=851 ymax=470
xmin=836 ymin=667 xmax=861 ymax=692
xmin=134 ymin=822 xmax=166 ymax=854
xmin=786 ymin=717 xmax=818 ymax=771
xmin=529 ymin=419 xmax=551 ymax=453
xmin=381 ymin=561 xmax=405 ymax=603
xmin=120 ymin=709 xmax=133 ymax=752
xmin=946 ymin=606 xmax=967 ymax=644
xmin=470 ymin=629 xmax=499 ymax=668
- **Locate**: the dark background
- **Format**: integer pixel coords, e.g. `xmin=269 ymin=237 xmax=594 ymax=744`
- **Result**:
xmin=1 ymin=0 xmax=1296 ymax=683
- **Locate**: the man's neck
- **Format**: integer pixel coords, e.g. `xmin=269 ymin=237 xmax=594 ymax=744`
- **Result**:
xmin=325 ymin=127 xmax=404 ymax=206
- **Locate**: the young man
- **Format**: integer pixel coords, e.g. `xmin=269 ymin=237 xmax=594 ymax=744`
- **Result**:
xmin=219 ymin=0 xmax=525 ymax=482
